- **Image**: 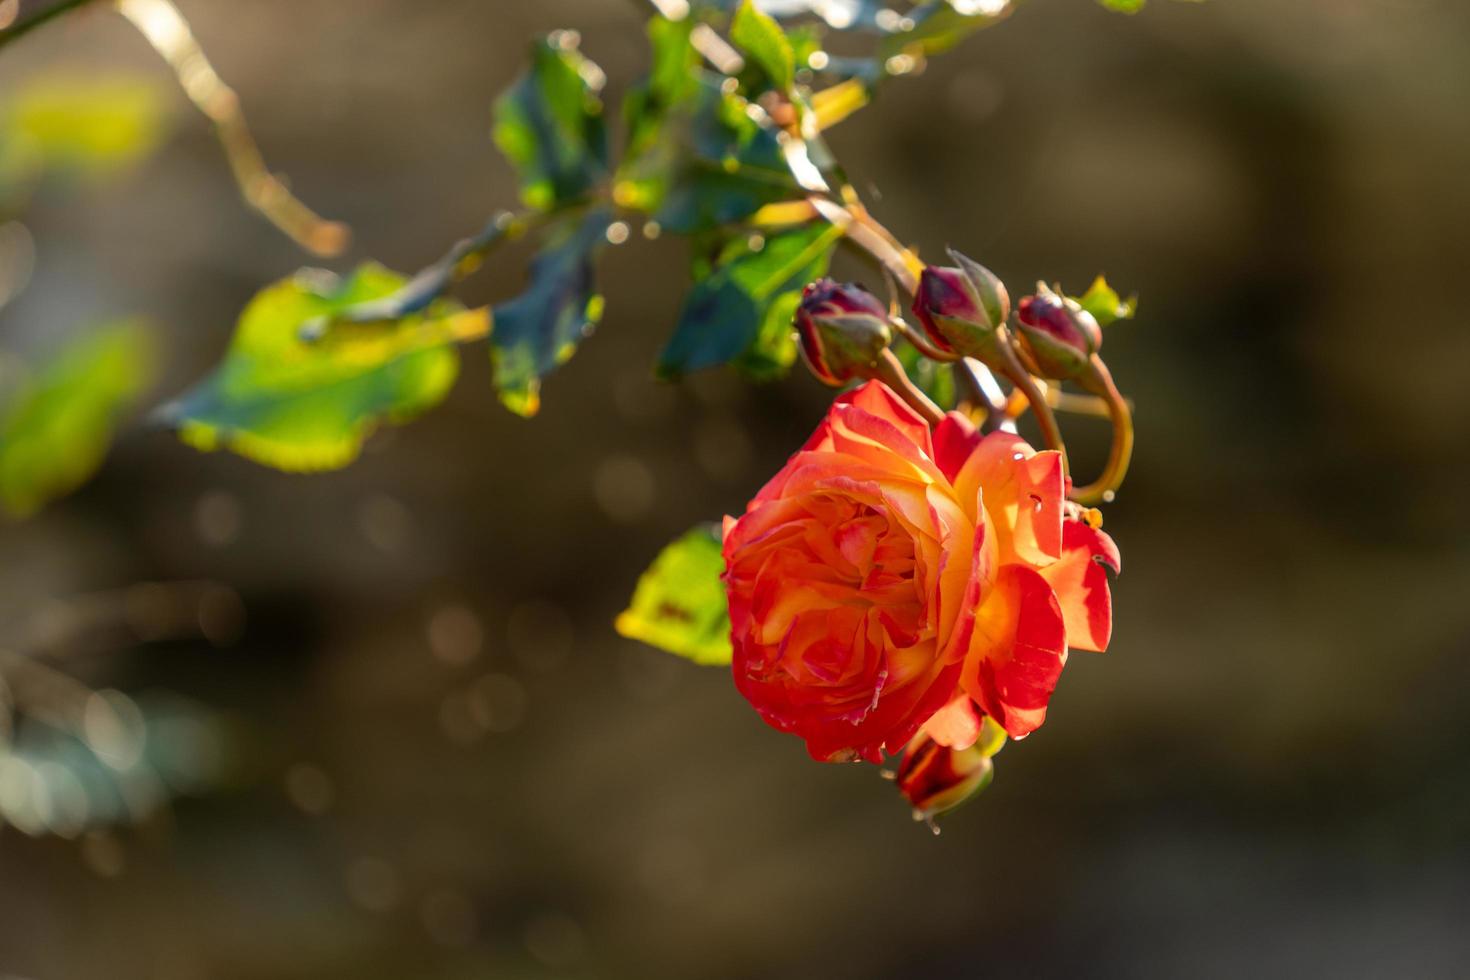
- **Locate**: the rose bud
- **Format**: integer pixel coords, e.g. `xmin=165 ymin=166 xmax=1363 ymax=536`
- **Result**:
xmin=895 ymin=731 xmax=995 ymax=826
xmin=794 ymin=278 xmax=894 ymax=386
xmin=911 ymin=248 xmax=1011 ymax=358
xmin=1015 ymin=282 xmax=1104 ymax=383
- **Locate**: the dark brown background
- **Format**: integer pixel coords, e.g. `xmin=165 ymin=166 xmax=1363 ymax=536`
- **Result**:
xmin=2 ymin=0 xmax=1468 ymax=977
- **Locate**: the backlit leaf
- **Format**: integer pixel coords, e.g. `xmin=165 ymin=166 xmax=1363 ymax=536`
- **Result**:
xmin=493 ymin=35 xmax=610 ymax=211
xmin=490 ymin=207 xmax=612 ymax=417
xmin=731 ymin=0 xmax=796 ymax=94
xmin=698 ymin=0 xmax=888 ymax=32
xmin=0 ymin=320 xmax=158 ymax=518
xmin=659 ymin=220 xmax=842 ymax=379
xmin=163 ymin=264 xmax=474 ymax=472
xmin=618 ymin=16 xmax=804 ymax=234
xmin=1073 ymin=275 xmax=1137 ymax=328
xmin=616 ymin=524 xmax=732 ymax=666
xmin=879 ymin=0 xmax=1013 ymax=62
xmin=0 ymin=74 xmax=169 ymax=184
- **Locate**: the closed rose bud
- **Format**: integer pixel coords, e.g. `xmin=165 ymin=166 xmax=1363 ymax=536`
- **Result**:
xmin=911 ymin=249 xmax=1011 ymax=358
xmin=895 ymin=730 xmax=995 ymax=824
xmin=1015 ymin=282 xmax=1104 ymax=383
xmin=794 ymin=279 xmax=893 ymax=386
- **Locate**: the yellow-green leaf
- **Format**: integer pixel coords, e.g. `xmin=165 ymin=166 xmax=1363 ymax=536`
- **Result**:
xmin=1 ymin=74 xmax=169 ymax=183
xmin=731 ymin=0 xmax=796 ymax=94
xmin=1073 ymin=275 xmax=1137 ymax=328
xmin=616 ymin=525 xmax=732 ymax=666
xmin=163 ymin=264 xmax=475 ymax=472
xmin=0 ymin=320 xmax=158 ymax=518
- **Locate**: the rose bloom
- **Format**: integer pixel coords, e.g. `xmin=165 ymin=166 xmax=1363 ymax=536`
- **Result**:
xmin=721 ymin=381 xmax=1118 ymax=763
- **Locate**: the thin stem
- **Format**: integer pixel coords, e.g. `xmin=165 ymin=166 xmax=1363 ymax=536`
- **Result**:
xmin=301 ymin=210 xmax=536 ymax=339
xmin=888 ymin=315 xmax=955 ymax=363
xmin=873 ymin=348 xmax=945 ymax=426
xmin=994 ymin=338 xmax=1066 ymax=466
xmin=0 ymin=0 xmax=97 ymax=50
xmin=114 ymin=0 xmax=349 ymax=257
xmin=1069 ymin=358 xmax=1134 ymax=506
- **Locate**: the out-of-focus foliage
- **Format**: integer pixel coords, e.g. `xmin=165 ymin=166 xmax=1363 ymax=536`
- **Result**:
xmin=616 ymin=19 xmax=798 ymax=235
xmin=0 ymin=74 xmax=170 ymax=199
xmin=157 ymin=0 xmax=1169 ymax=472
xmin=731 ymin=0 xmax=797 ymax=95
xmin=493 ymin=35 xmax=610 ymax=212
xmin=0 ymin=690 xmax=226 ymax=839
xmin=0 ymin=321 xmax=158 ymax=518
xmin=659 ymin=222 xmax=843 ymax=378
xmin=164 ymin=264 xmax=475 ymax=472
xmin=1073 ymin=275 xmax=1138 ymax=328
xmin=490 ymin=207 xmax=611 ymax=417
xmin=616 ymin=524 xmax=732 ymax=666
xmin=878 ymin=1 xmax=1014 ymax=62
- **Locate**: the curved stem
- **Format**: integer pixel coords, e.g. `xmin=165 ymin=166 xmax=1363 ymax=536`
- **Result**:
xmin=115 ymin=0 xmax=349 ymax=257
xmin=1069 ymin=358 xmax=1134 ymax=506
xmin=992 ymin=336 xmax=1067 ymax=469
xmin=888 ymin=315 xmax=956 ymax=363
xmin=873 ymin=349 xmax=945 ymax=426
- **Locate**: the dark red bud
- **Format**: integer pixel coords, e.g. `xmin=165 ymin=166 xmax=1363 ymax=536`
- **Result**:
xmin=794 ymin=279 xmax=893 ymax=387
xmin=1015 ymin=283 xmax=1104 ymax=383
xmin=910 ymin=249 xmax=1011 ymax=360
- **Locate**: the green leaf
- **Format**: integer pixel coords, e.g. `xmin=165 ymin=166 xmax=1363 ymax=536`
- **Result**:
xmin=1 ymin=74 xmax=170 ymax=184
xmin=0 ymin=321 xmax=158 ymax=518
xmin=731 ymin=0 xmax=797 ymax=94
xmin=164 ymin=263 xmax=473 ymax=472
xmin=1073 ymin=275 xmax=1137 ymax=328
xmin=616 ymin=16 xmax=701 ymax=214
xmin=1096 ymin=0 xmax=1146 ymax=12
xmin=619 ymin=70 xmax=800 ymax=234
xmin=659 ymin=220 xmax=842 ymax=379
xmin=493 ymin=35 xmax=609 ymax=211
xmin=490 ymin=207 xmax=612 ymax=417
xmin=616 ymin=524 xmax=732 ymax=666
xmin=879 ymin=0 xmax=1013 ymax=62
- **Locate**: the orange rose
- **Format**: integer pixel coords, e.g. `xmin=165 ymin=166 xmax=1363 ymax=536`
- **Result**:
xmin=722 ymin=381 xmax=1117 ymax=764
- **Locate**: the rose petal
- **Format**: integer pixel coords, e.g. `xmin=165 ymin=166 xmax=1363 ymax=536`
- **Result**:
xmin=952 ymin=432 xmax=1064 ymax=567
xmin=921 ymin=694 xmax=982 ymax=750
xmin=1039 ymin=520 xmax=1120 ymax=653
xmin=962 ymin=564 xmax=1068 ymax=739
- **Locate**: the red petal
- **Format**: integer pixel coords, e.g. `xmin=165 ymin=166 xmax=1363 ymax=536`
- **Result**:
xmin=1039 ymin=521 xmax=1119 ymax=653
xmin=962 ymin=564 xmax=1068 ymax=739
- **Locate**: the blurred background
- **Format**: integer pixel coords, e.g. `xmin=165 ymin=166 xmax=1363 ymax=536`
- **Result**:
xmin=2 ymin=0 xmax=1469 ymax=977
